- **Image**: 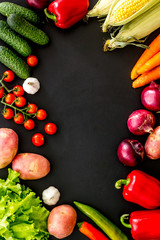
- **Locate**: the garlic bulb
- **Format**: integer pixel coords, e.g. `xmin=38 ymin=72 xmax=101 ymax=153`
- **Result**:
xmin=23 ymin=77 xmax=40 ymax=94
xmin=42 ymin=186 xmax=60 ymax=206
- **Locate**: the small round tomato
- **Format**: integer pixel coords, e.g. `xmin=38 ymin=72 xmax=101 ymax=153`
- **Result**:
xmin=45 ymin=123 xmax=57 ymax=135
xmin=32 ymin=133 xmax=44 ymax=147
xmin=5 ymin=93 xmax=15 ymax=104
xmin=27 ymin=103 xmax=38 ymax=114
xmin=0 ymin=87 xmax=4 ymax=98
xmin=14 ymin=113 xmax=24 ymax=124
xmin=36 ymin=109 xmax=47 ymax=120
xmin=15 ymin=96 xmax=26 ymax=107
xmin=27 ymin=55 xmax=38 ymax=67
xmin=3 ymin=108 xmax=14 ymax=119
xmin=3 ymin=70 xmax=15 ymax=82
xmin=13 ymin=85 xmax=24 ymax=96
xmin=24 ymin=119 xmax=35 ymax=130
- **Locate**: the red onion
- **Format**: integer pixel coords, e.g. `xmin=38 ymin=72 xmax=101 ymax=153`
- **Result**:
xmin=141 ymin=82 xmax=160 ymax=111
xmin=26 ymin=0 xmax=49 ymax=10
xmin=127 ymin=109 xmax=155 ymax=135
xmin=117 ymin=139 xmax=144 ymax=166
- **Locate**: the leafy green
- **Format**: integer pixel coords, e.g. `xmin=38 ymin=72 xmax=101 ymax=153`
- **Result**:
xmin=0 ymin=169 xmax=49 ymax=240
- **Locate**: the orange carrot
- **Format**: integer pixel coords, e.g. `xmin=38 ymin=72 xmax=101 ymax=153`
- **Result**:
xmin=132 ymin=65 xmax=160 ymax=88
xmin=131 ymin=34 xmax=160 ymax=80
xmin=137 ymin=51 xmax=160 ymax=75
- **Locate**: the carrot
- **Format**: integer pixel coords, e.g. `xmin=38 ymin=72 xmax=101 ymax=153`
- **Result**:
xmin=131 ymin=34 xmax=160 ymax=80
xmin=132 ymin=65 xmax=160 ymax=88
xmin=137 ymin=51 xmax=160 ymax=75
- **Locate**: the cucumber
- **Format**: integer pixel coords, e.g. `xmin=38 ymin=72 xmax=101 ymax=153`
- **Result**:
xmin=0 ymin=46 xmax=30 ymax=79
xmin=0 ymin=2 xmax=40 ymax=24
xmin=7 ymin=14 xmax=49 ymax=46
xmin=0 ymin=21 xmax=32 ymax=57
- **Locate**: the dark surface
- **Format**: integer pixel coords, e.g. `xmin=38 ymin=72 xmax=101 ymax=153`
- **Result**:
xmin=0 ymin=0 xmax=160 ymax=239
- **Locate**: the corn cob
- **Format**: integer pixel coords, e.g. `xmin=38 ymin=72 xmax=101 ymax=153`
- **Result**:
xmin=87 ymin=0 xmax=114 ymax=18
xmin=102 ymin=0 xmax=159 ymax=32
xmin=104 ymin=2 xmax=160 ymax=51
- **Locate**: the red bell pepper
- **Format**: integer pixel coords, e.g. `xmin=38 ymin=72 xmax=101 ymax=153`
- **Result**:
xmin=115 ymin=170 xmax=160 ymax=209
xmin=44 ymin=0 xmax=89 ymax=29
xmin=78 ymin=221 xmax=109 ymax=240
xmin=120 ymin=210 xmax=160 ymax=240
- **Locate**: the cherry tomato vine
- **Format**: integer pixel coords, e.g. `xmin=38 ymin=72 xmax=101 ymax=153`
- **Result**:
xmin=0 ymin=71 xmax=57 ymax=147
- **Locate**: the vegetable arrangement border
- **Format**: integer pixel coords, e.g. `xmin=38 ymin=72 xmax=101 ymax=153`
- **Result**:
xmin=0 ymin=0 xmax=160 ymax=240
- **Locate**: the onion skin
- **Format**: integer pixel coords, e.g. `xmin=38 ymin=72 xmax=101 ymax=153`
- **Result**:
xmin=26 ymin=0 xmax=49 ymax=10
xmin=127 ymin=109 xmax=156 ymax=135
xmin=141 ymin=82 xmax=160 ymax=112
xmin=117 ymin=139 xmax=144 ymax=166
xmin=145 ymin=126 xmax=160 ymax=160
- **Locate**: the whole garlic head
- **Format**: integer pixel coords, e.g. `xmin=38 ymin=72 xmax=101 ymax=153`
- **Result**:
xmin=23 ymin=77 xmax=40 ymax=94
xmin=42 ymin=186 xmax=60 ymax=206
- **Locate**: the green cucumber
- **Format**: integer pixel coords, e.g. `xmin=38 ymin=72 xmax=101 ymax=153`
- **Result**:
xmin=7 ymin=14 xmax=49 ymax=46
xmin=0 ymin=46 xmax=30 ymax=79
xmin=0 ymin=2 xmax=40 ymax=24
xmin=0 ymin=21 xmax=32 ymax=57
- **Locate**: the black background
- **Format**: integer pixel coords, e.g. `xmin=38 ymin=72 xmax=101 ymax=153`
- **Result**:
xmin=0 ymin=0 xmax=160 ymax=239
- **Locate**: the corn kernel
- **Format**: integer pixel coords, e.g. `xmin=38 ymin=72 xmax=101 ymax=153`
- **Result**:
xmin=112 ymin=0 xmax=150 ymax=22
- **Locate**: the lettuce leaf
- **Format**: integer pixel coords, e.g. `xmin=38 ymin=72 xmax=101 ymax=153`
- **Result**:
xmin=0 ymin=169 xmax=49 ymax=240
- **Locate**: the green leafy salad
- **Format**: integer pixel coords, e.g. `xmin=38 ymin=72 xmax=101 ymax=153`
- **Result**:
xmin=0 ymin=169 xmax=49 ymax=240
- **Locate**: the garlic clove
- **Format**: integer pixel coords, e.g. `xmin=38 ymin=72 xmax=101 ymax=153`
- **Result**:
xmin=23 ymin=77 xmax=40 ymax=95
xmin=42 ymin=186 xmax=60 ymax=206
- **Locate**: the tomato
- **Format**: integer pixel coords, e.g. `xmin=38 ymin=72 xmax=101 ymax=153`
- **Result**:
xmin=5 ymin=93 xmax=15 ymax=104
xmin=45 ymin=123 xmax=57 ymax=135
xmin=0 ymin=87 xmax=4 ymax=98
xmin=13 ymin=85 xmax=24 ymax=97
xmin=36 ymin=109 xmax=47 ymax=120
xmin=3 ymin=70 xmax=15 ymax=82
xmin=24 ymin=119 xmax=35 ymax=130
xmin=27 ymin=103 xmax=38 ymax=114
xmin=3 ymin=108 xmax=14 ymax=119
xmin=27 ymin=55 xmax=38 ymax=67
xmin=14 ymin=113 xmax=24 ymax=124
xmin=15 ymin=96 xmax=26 ymax=107
xmin=32 ymin=133 xmax=44 ymax=147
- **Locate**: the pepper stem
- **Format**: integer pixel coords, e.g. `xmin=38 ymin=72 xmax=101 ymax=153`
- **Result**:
xmin=44 ymin=8 xmax=57 ymax=22
xmin=120 ymin=214 xmax=131 ymax=229
xmin=77 ymin=222 xmax=83 ymax=229
xmin=115 ymin=177 xmax=130 ymax=189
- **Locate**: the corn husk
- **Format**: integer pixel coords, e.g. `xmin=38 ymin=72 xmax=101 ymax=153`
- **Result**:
xmin=102 ymin=0 xmax=160 ymax=32
xmin=87 ymin=0 xmax=114 ymax=18
xmin=104 ymin=2 xmax=160 ymax=51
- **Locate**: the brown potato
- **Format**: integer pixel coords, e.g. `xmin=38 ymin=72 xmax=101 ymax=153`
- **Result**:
xmin=12 ymin=153 xmax=50 ymax=180
xmin=0 ymin=128 xmax=18 ymax=168
xmin=145 ymin=126 xmax=160 ymax=159
xmin=48 ymin=205 xmax=77 ymax=239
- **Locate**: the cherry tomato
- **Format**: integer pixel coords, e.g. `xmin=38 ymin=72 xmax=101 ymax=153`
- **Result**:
xmin=24 ymin=119 xmax=35 ymax=130
xmin=14 ymin=113 xmax=24 ymax=124
xmin=27 ymin=55 xmax=38 ymax=67
xmin=5 ymin=93 xmax=15 ymax=104
xmin=3 ymin=70 xmax=15 ymax=82
xmin=0 ymin=87 xmax=4 ymax=98
xmin=13 ymin=85 xmax=24 ymax=96
xmin=15 ymin=96 xmax=26 ymax=107
xmin=32 ymin=133 xmax=44 ymax=147
xmin=45 ymin=123 xmax=57 ymax=135
xmin=3 ymin=108 xmax=14 ymax=119
xmin=27 ymin=103 xmax=38 ymax=114
xmin=36 ymin=109 xmax=47 ymax=120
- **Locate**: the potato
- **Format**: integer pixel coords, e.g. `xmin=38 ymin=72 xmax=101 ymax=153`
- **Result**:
xmin=145 ymin=126 xmax=160 ymax=159
xmin=48 ymin=205 xmax=77 ymax=239
xmin=12 ymin=153 xmax=50 ymax=180
xmin=0 ymin=128 xmax=18 ymax=168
